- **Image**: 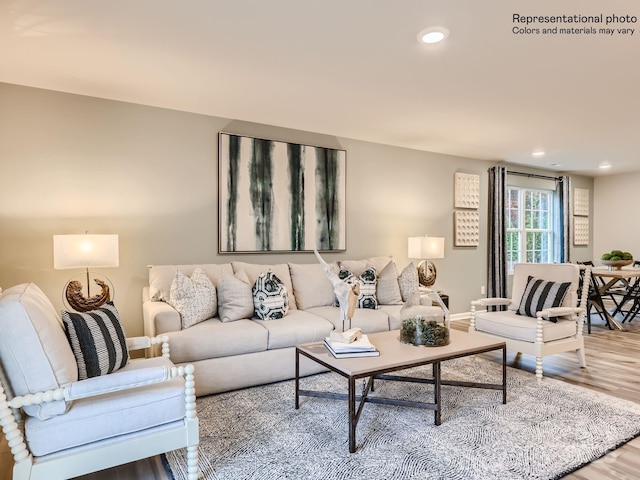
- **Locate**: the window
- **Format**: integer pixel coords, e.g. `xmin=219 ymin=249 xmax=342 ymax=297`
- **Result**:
xmin=506 ymin=187 xmax=554 ymax=273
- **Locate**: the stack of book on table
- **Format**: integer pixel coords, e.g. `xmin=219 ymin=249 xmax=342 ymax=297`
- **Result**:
xmin=324 ymin=334 xmax=380 ymax=358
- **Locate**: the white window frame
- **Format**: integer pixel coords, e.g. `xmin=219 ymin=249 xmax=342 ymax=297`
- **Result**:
xmin=506 ymin=187 xmax=555 ymax=274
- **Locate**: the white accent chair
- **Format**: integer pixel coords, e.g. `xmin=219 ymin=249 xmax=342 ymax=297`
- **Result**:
xmin=0 ymin=283 xmax=199 ymax=480
xmin=469 ymin=263 xmax=590 ymax=380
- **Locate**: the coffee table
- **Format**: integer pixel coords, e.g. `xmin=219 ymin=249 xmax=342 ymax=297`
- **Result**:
xmin=295 ymin=329 xmax=506 ymax=453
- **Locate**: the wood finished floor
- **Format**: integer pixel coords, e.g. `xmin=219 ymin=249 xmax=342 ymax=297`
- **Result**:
xmin=2 ymin=314 xmax=640 ymax=480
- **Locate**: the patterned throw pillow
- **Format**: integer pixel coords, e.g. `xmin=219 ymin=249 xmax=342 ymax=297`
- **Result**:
xmin=338 ymin=266 xmax=378 ymax=309
xmin=253 ymin=271 xmax=289 ymax=320
xmin=62 ymin=302 xmax=129 ymax=380
xmin=516 ymin=276 xmax=572 ymax=323
xmin=398 ymin=262 xmax=419 ymax=301
xmin=169 ymin=268 xmax=217 ymax=329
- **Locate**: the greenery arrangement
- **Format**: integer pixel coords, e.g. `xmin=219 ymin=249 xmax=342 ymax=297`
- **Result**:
xmin=601 ymin=250 xmax=633 ymax=261
xmin=400 ymin=317 xmax=449 ymax=347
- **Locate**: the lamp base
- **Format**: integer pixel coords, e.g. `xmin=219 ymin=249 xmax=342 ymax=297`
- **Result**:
xmin=417 ymin=260 xmax=437 ymax=287
xmin=63 ymin=273 xmax=113 ymax=312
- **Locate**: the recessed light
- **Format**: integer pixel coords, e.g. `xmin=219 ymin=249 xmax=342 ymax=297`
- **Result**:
xmin=550 ymin=163 xmax=561 ymax=167
xmin=532 ymin=150 xmax=545 ymax=158
xmin=418 ymin=27 xmax=449 ymax=44
xmin=599 ymin=162 xmax=612 ymax=170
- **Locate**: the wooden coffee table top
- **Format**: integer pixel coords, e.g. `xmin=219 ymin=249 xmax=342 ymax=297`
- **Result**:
xmin=297 ymin=329 xmax=506 ymax=378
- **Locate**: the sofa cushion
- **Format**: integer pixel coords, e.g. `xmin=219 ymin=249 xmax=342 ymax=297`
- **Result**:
xmin=163 ymin=318 xmax=269 ymax=363
xmin=217 ymin=271 xmax=254 ymax=322
xmin=169 ymin=268 xmax=217 ymax=328
xmin=378 ymin=305 xmax=405 ymax=330
xmin=338 ymin=265 xmax=378 ymax=309
xmin=24 ymin=356 xmax=186 ymax=457
xmin=474 ymin=310 xmax=578 ymax=343
xmin=62 ymin=302 xmax=129 ymax=380
xmin=253 ymin=310 xmax=334 ymax=349
xmin=232 ymin=262 xmax=298 ymax=310
xmin=338 ymin=256 xmax=393 ymax=276
xmin=0 ymin=283 xmax=78 ymax=420
xmin=252 ymin=271 xmax=289 ymax=320
xmin=148 ymin=264 xmax=233 ymax=302
xmin=398 ymin=262 xmax=419 ymax=301
xmin=288 ymin=262 xmax=335 ymax=309
xmin=516 ymin=276 xmax=571 ymax=322
xmin=305 ymin=306 xmax=390 ymax=334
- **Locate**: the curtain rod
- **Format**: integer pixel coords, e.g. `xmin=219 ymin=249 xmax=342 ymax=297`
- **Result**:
xmin=507 ymin=171 xmax=563 ymax=181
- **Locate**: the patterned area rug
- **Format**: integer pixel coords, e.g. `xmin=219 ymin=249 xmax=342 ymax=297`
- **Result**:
xmin=164 ymin=356 xmax=640 ymax=480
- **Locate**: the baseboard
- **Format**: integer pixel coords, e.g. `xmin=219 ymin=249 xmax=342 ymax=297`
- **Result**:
xmin=450 ymin=312 xmax=472 ymax=322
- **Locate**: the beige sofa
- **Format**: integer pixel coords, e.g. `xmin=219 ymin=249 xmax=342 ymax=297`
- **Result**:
xmin=143 ymin=257 xmax=419 ymax=396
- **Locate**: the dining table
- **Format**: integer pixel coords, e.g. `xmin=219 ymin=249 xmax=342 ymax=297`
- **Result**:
xmin=590 ymin=266 xmax=640 ymax=330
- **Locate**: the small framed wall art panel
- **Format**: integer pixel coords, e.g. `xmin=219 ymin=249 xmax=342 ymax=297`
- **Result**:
xmin=454 ymin=172 xmax=480 ymax=209
xmin=573 ymin=187 xmax=589 ymax=217
xmin=454 ymin=210 xmax=480 ymax=246
xmin=219 ymin=132 xmax=346 ymax=253
xmin=573 ymin=216 xmax=589 ymax=246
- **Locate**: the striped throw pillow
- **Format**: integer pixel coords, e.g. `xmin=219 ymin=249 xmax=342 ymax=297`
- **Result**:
xmin=516 ymin=276 xmax=572 ymax=323
xmin=62 ymin=302 xmax=129 ymax=379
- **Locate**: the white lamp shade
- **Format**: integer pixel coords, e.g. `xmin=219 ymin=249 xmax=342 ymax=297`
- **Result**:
xmin=53 ymin=234 xmax=119 ymax=270
xmin=408 ymin=236 xmax=445 ymax=259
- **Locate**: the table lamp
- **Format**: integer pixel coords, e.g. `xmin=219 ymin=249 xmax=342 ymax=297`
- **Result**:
xmin=408 ymin=235 xmax=445 ymax=288
xmin=53 ymin=234 xmax=119 ymax=312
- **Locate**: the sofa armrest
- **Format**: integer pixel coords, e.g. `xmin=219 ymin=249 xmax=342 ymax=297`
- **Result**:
xmin=143 ymin=299 xmax=181 ymax=337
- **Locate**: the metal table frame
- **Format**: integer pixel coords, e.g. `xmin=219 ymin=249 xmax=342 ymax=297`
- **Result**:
xmin=295 ymin=334 xmax=506 ymax=453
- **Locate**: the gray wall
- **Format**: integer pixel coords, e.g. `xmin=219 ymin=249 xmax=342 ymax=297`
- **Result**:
xmin=0 ymin=83 xmax=593 ymax=335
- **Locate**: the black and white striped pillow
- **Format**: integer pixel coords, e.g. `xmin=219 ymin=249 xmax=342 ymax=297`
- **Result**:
xmin=516 ymin=276 xmax=572 ymax=323
xmin=62 ymin=302 xmax=129 ymax=379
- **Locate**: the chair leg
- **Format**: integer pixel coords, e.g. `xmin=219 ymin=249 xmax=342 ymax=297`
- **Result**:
xmin=576 ymin=347 xmax=587 ymax=368
xmin=186 ymin=444 xmax=199 ymax=480
xmin=535 ymin=357 xmax=543 ymax=381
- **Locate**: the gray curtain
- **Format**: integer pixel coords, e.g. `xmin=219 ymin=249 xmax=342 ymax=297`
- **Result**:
xmin=554 ymin=175 xmax=571 ymax=263
xmin=487 ymin=166 xmax=507 ymax=298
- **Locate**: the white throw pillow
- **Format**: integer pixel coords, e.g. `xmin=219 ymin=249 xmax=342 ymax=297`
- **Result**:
xmin=217 ymin=270 xmax=254 ymax=322
xmin=169 ymin=268 xmax=217 ymax=329
xmin=398 ymin=262 xmax=419 ymax=301
xmin=288 ymin=263 xmax=336 ymax=309
xmin=376 ymin=260 xmax=403 ymax=305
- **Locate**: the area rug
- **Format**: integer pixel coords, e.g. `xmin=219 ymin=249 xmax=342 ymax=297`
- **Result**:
xmin=164 ymin=356 xmax=640 ymax=480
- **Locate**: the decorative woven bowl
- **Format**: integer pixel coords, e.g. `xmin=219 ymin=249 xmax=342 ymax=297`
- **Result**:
xmin=600 ymin=259 xmax=633 ymax=270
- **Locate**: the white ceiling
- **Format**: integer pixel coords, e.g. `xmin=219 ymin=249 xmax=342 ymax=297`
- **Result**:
xmin=2 ymin=0 xmax=640 ymax=176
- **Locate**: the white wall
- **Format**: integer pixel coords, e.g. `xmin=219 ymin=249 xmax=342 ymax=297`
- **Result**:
xmin=0 ymin=83 xmax=594 ymax=335
xmin=594 ymin=172 xmax=640 ymax=260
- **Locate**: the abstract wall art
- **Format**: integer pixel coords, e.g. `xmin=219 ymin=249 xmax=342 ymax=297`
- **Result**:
xmin=218 ymin=133 xmax=346 ymax=253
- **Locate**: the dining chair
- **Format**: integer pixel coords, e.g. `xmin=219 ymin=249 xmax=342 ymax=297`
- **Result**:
xmin=609 ymin=260 xmax=640 ymax=322
xmin=578 ymin=261 xmax=609 ymax=334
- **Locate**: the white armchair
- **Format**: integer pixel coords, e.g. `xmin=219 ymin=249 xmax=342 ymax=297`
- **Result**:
xmin=0 ymin=283 xmax=199 ymax=480
xmin=469 ymin=263 xmax=590 ymax=380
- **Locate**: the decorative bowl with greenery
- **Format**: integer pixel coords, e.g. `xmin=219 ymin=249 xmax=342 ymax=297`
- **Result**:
xmin=399 ymin=316 xmax=449 ymax=347
xmin=600 ymin=250 xmax=633 ymax=270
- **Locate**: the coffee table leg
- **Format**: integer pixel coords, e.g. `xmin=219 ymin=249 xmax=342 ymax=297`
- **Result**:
xmin=295 ymin=349 xmax=300 ymax=410
xmin=434 ymin=361 xmax=442 ymax=425
xmin=502 ymin=346 xmax=507 ymax=404
xmin=348 ymin=377 xmax=356 ymax=453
